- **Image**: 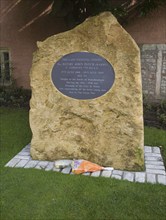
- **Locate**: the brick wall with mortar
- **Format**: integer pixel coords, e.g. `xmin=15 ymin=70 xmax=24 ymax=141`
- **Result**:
xmin=0 ymin=0 xmax=166 ymax=101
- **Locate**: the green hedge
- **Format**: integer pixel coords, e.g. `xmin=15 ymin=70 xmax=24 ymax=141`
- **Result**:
xmin=0 ymin=86 xmax=31 ymax=108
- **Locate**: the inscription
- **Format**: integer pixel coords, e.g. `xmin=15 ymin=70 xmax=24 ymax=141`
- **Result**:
xmin=51 ymin=52 xmax=115 ymax=99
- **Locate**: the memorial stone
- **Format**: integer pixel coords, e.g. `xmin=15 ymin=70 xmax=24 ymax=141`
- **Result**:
xmin=30 ymin=12 xmax=144 ymax=170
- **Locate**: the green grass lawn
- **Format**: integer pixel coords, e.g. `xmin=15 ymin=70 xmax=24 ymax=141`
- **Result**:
xmin=0 ymin=107 xmax=166 ymax=220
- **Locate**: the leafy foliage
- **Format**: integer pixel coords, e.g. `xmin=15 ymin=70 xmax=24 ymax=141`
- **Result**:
xmin=144 ymin=100 xmax=166 ymax=130
xmin=51 ymin=0 xmax=166 ymax=26
xmin=0 ymin=86 xmax=31 ymax=108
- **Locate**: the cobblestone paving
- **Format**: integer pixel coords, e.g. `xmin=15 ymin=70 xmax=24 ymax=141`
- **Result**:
xmin=5 ymin=144 xmax=166 ymax=185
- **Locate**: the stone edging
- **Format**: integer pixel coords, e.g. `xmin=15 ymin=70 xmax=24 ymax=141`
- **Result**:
xmin=5 ymin=144 xmax=166 ymax=185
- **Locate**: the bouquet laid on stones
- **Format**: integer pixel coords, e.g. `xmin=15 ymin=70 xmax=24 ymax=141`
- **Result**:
xmin=54 ymin=159 xmax=113 ymax=174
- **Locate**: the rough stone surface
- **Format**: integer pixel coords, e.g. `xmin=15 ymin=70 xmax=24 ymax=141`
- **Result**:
xmin=45 ymin=162 xmax=54 ymax=171
xmin=157 ymin=175 xmax=166 ymax=185
xmin=145 ymin=161 xmax=164 ymax=166
xmin=18 ymin=151 xmax=31 ymax=156
xmin=101 ymin=170 xmax=112 ymax=177
xmin=35 ymin=161 xmax=49 ymax=169
xmin=112 ymin=170 xmax=123 ymax=175
xmin=24 ymin=160 xmax=39 ymax=169
xmin=145 ymin=156 xmax=162 ymax=161
xmin=144 ymin=146 xmax=152 ymax=153
xmin=15 ymin=159 xmax=29 ymax=168
xmin=153 ymin=147 xmax=161 ymax=154
xmin=146 ymin=169 xmax=166 ymax=175
xmin=91 ymin=171 xmax=101 ymax=177
xmin=30 ymin=12 xmax=144 ymax=170
xmin=14 ymin=155 xmax=31 ymax=160
xmin=145 ymin=164 xmax=165 ymax=170
xmin=111 ymin=174 xmax=122 ymax=180
xmin=61 ymin=167 xmax=71 ymax=174
xmin=145 ymin=153 xmax=162 ymax=157
xmin=147 ymin=174 xmax=156 ymax=184
xmin=54 ymin=160 xmax=72 ymax=169
xmin=123 ymin=172 xmax=134 ymax=182
xmin=135 ymin=172 xmax=146 ymax=183
xmin=5 ymin=158 xmax=20 ymax=167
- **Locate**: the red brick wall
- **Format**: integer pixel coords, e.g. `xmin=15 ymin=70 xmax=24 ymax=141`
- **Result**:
xmin=0 ymin=1 xmax=166 ymax=88
xmin=0 ymin=0 xmax=67 ymax=88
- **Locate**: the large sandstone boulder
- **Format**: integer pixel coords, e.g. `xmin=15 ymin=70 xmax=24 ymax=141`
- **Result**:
xmin=30 ymin=12 xmax=144 ymax=171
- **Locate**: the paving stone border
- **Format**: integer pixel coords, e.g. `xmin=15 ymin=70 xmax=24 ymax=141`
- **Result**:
xmin=5 ymin=144 xmax=166 ymax=185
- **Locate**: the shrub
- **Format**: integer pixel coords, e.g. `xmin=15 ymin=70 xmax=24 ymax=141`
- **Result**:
xmin=143 ymin=100 xmax=166 ymax=130
xmin=0 ymin=86 xmax=31 ymax=108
